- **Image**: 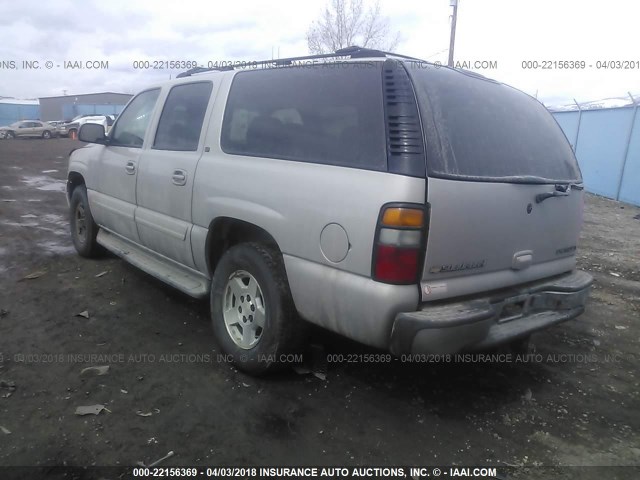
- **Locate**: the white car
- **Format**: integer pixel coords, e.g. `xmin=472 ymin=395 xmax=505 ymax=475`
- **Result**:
xmin=60 ymin=115 xmax=115 ymax=138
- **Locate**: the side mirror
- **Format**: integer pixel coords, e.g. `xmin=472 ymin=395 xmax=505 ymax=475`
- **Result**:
xmin=79 ymin=123 xmax=107 ymax=144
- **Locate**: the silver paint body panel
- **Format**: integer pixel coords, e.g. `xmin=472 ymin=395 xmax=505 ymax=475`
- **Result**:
xmin=67 ymin=58 xmax=589 ymax=351
xmin=421 ymin=177 xmax=584 ymax=302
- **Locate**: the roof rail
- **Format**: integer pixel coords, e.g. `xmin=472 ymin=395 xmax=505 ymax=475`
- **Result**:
xmin=176 ymin=46 xmax=428 ymax=78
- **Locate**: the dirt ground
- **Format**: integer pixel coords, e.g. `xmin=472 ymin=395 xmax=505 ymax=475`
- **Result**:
xmin=0 ymin=139 xmax=638 ymax=478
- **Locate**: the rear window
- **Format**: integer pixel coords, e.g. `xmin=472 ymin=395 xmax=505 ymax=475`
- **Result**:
xmin=407 ymin=64 xmax=581 ymax=182
xmin=220 ymin=63 xmax=386 ymax=171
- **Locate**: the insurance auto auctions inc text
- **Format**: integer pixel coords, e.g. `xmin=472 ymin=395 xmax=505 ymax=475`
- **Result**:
xmin=251 ymin=466 xmax=498 ymax=478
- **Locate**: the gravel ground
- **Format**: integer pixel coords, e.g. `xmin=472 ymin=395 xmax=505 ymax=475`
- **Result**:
xmin=0 ymin=139 xmax=638 ymax=479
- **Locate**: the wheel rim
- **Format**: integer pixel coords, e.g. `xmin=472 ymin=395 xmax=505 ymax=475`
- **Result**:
xmin=222 ymin=270 xmax=266 ymax=349
xmin=44 ymin=132 xmax=50 ymax=138
xmin=75 ymin=203 xmax=87 ymax=244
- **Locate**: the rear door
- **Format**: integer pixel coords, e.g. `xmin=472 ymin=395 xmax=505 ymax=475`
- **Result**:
xmin=31 ymin=121 xmax=44 ymax=137
xmin=407 ymin=65 xmax=584 ymax=302
xmin=135 ymin=81 xmax=215 ymax=268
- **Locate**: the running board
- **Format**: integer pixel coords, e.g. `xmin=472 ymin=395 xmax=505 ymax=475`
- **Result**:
xmin=97 ymin=229 xmax=210 ymax=299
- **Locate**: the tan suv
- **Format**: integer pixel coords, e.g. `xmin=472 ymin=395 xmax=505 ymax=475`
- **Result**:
xmin=68 ymin=46 xmax=592 ymax=375
xmin=0 ymin=120 xmax=58 ymax=139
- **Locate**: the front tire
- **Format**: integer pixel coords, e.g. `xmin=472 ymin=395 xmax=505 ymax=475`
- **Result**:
xmin=5 ymin=131 xmax=15 ymax=139
xmin=70 ymin=185 xmax=101 ymax=258
xmin=42 ymin=130 xmax=51 ymax=139
xmin=210 ymin=243 xmax=304 ymax=375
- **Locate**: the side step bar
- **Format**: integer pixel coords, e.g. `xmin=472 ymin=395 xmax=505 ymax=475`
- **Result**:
xmin=97 ymin=229 xmax=210 ymax=299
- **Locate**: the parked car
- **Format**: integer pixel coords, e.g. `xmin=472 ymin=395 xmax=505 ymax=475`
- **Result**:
xmin=58 ymin=115 xmax=115 ymax=138
xmin=0 ymin=120 xmax=58 ymax=139
xmin=67 ymin=46 xmax=592 ymax=375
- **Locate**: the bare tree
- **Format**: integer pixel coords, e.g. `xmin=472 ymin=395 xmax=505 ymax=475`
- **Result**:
xmin=307 ymin=0 xmax=400 ymax=54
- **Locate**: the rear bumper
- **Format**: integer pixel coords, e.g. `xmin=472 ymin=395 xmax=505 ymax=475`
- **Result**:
xmin=390 ymin=270 xmax=592 ymax=355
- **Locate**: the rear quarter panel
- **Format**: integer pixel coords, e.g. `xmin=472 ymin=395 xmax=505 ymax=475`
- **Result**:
xmin=190 ymin=73 xmax=425 ymax=346
xmin=193 ymin=72 xmax=427 ymax=279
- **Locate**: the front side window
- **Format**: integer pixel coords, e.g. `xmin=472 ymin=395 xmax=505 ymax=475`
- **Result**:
xmin=153 ymin=82 xmax=213 ymax=152
xmin=221 ymin=63 xmax=386 ymax=171
xmin=110 ymin=89 xmax=160 ymax=147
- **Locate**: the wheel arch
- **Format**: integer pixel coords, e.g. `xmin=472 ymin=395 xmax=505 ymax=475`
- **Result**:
xmin=205 ymin=217 xmax=281 ymax=277
xmin=67 ymin=171 xmax=86 ymax=202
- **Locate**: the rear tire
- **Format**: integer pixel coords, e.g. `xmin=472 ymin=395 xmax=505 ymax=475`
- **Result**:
xmin=210 ymin=242 xmax=305 ymax=375
xmin=70 ymin=185 xmax=101 ymax=258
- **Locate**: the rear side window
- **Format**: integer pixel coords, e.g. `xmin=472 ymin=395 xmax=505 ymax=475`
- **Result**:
xmin=221 ymin=63 xmax=386 ymax=171
xmin=110 ymin=89 xmax=160 ymax=148
xmin=407 ymin=64 xmax=581 ymax=182
xmin=154 ymin=82 xmax=213 ymax=151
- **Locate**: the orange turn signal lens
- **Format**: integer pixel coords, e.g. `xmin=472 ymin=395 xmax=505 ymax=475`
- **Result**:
xmin=381 ymin=208 xmax=424 ymax=228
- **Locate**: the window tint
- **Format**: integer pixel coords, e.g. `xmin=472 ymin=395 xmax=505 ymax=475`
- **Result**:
xmin=110 ymin=89 xmax=160 ymax=147
xmin=221 ymin=63 xmax=386 ymax=171
xmin=153 ymin=82 xmax=213 ymax=151
xmin=407 ymin=64 xmax=581 ymax=182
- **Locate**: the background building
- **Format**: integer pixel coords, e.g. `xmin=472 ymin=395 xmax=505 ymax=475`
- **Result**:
xmin=38 ymin=92 xmax=132 ymax=122
xmin=0 ymin=98 xmax=40 ymax=126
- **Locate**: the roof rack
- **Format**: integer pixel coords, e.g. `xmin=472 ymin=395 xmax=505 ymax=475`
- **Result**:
xmin=176 ymin=46 xmax=427 ymax=78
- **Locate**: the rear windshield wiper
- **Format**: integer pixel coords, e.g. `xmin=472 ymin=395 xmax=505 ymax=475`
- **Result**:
xmin=536 ymin=183 xmax=583 ymax=203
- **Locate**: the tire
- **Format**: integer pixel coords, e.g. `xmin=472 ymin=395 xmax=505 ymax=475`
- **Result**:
xmin=69 ymin=185 xmax=101 ymax=258
xmin=5 ymin=131 xmax=15 ymax=139
xmin=210 ymin=242 xmax=305 ymax=375
xmin=42 ymin=130 xmax=51 ymax=139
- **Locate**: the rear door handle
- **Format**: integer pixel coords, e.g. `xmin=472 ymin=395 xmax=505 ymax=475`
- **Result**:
xmin=125 ymin=161 xmax=136 ymax=174
xmin=172 ymin=169 xmax=187 ymax=186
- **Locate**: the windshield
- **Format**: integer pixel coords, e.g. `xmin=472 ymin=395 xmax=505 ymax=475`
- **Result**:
xmin=406 ymin=63 xmax=582 ymax=183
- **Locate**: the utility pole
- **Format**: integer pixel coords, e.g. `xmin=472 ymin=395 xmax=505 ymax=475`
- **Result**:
xmin=448 ymin=0 xmax=458 ymax=67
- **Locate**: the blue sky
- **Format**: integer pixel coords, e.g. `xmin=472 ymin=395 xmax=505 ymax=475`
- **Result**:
xmin=0 ymin=0 xmax=638 ymax=106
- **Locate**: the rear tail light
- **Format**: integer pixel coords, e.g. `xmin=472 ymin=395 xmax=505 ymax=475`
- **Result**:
xmin=372 ymin=204 xmax=429 ymax=284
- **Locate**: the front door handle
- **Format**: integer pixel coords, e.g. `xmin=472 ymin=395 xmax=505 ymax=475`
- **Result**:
xmin=125 ymin=161 xmax=136 ymax=175
xmin=172 ymin=169 xmax=187 ymax=186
